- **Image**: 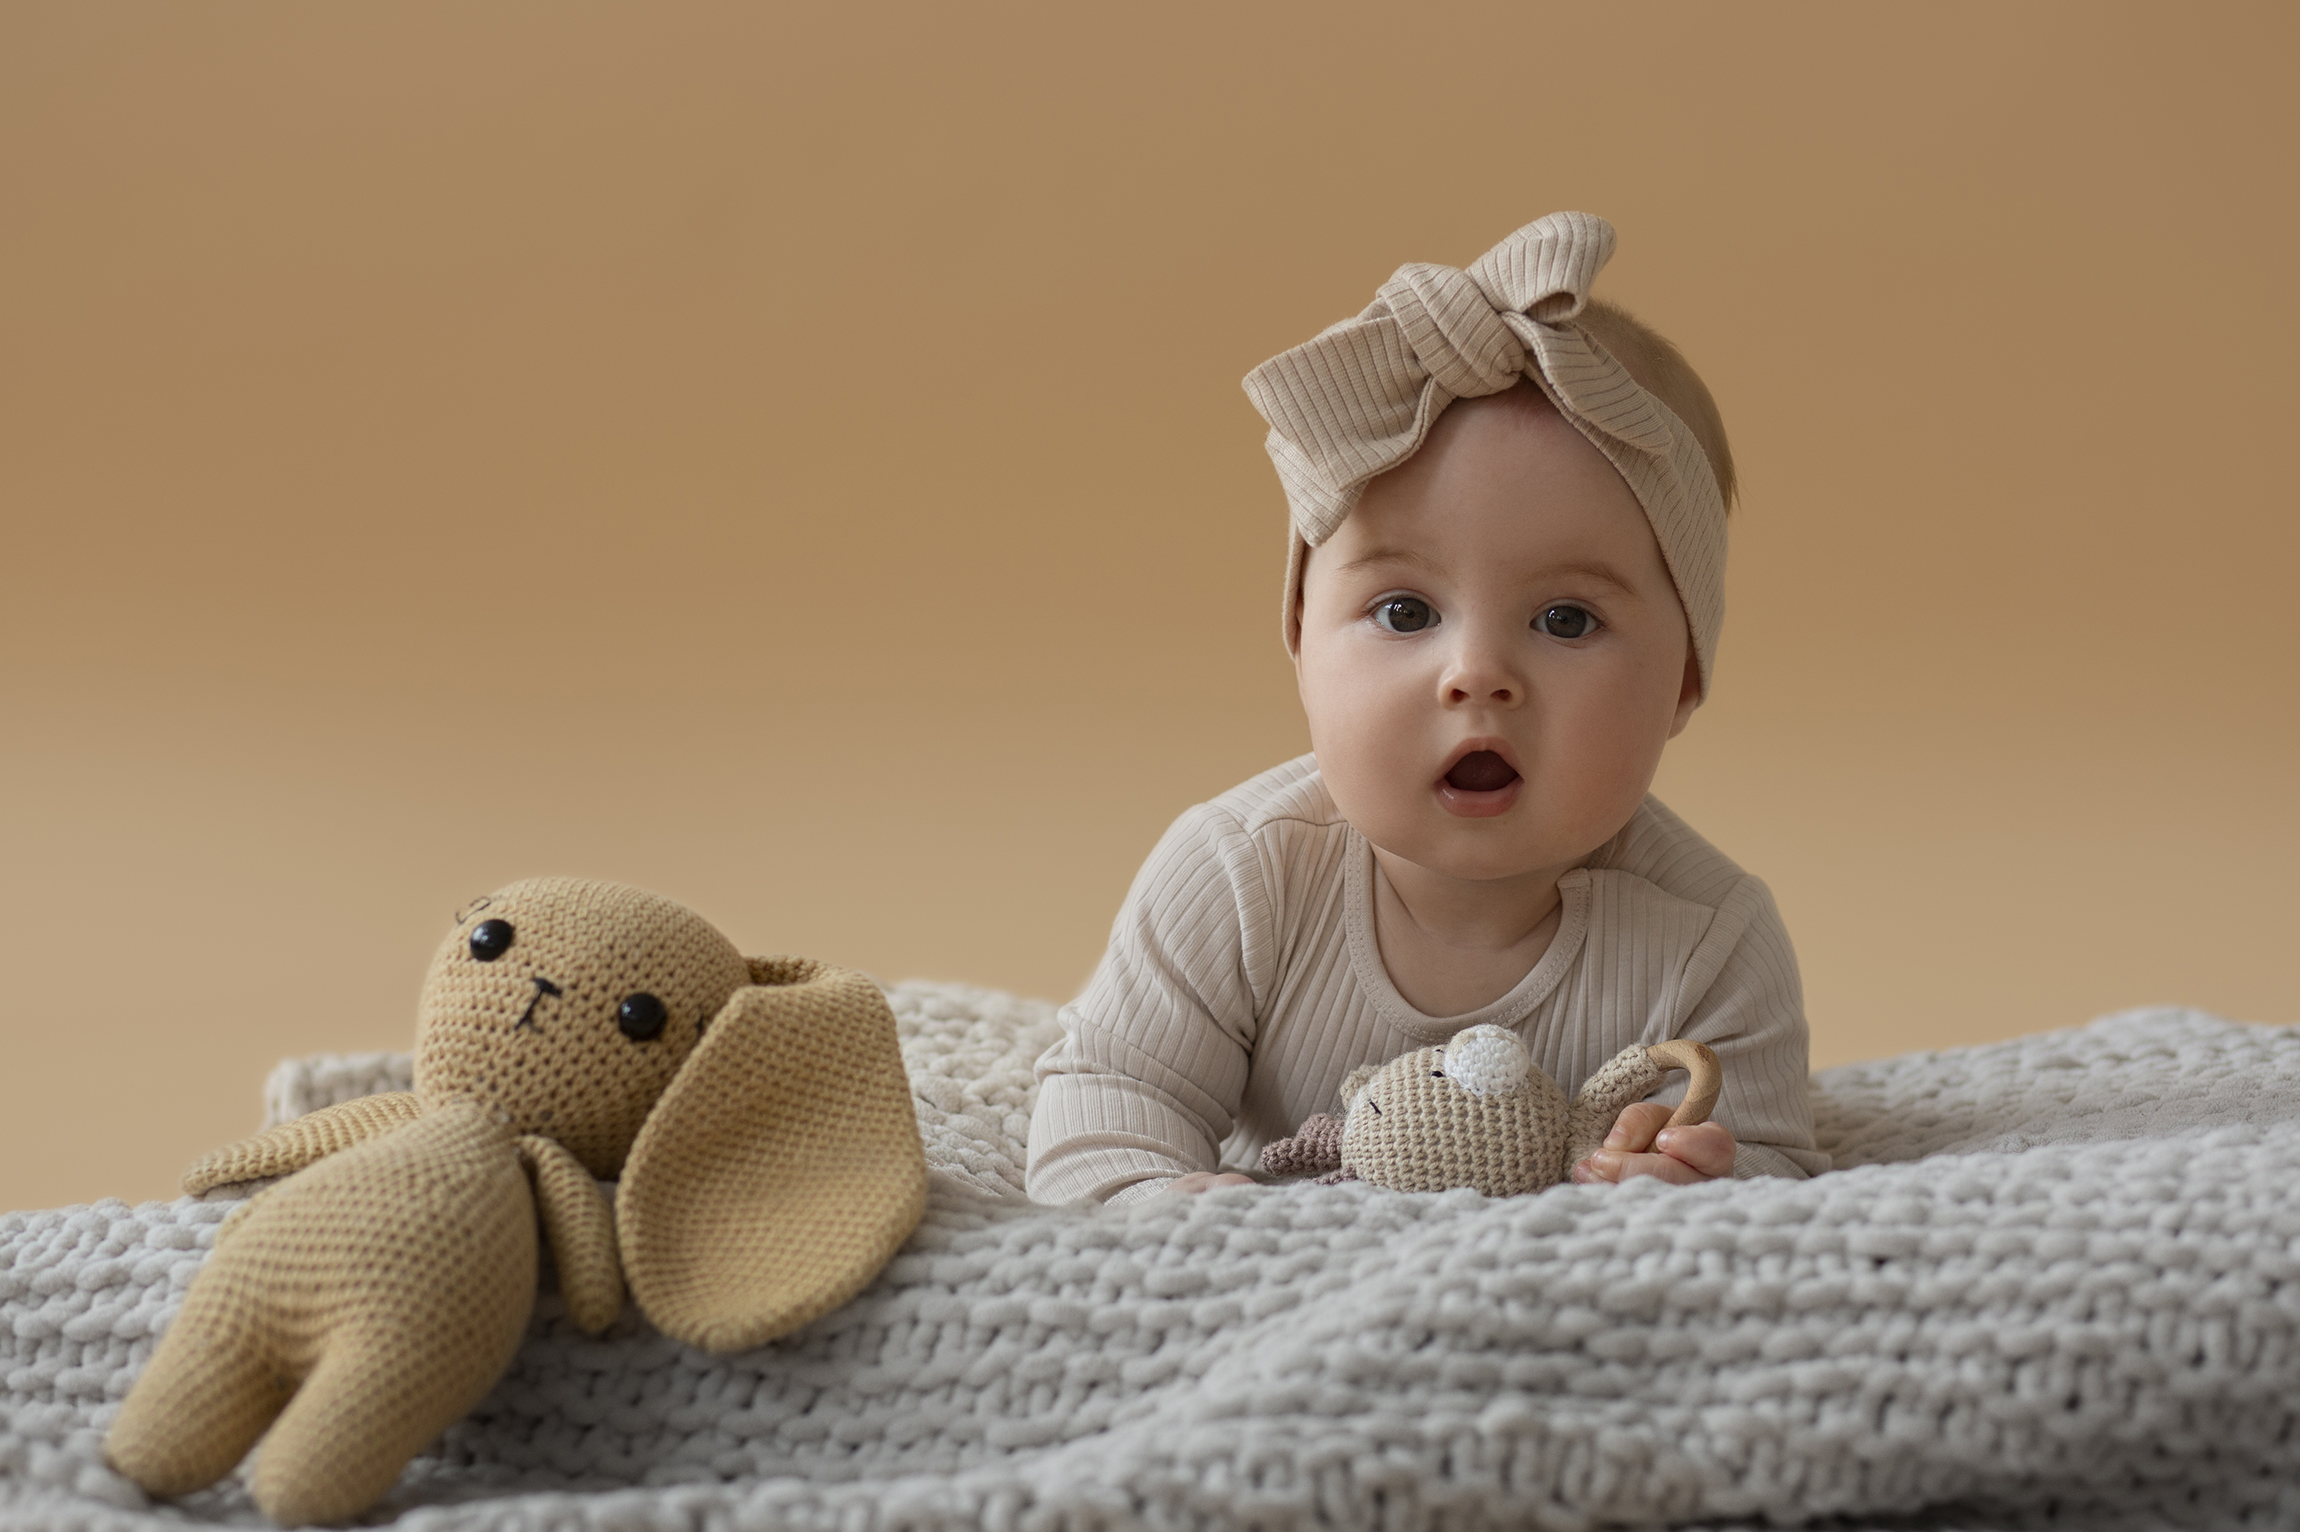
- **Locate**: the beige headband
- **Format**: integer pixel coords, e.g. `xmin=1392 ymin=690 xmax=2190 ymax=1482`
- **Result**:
xmin=1242 ymin=211 xmax=1727 ymax=698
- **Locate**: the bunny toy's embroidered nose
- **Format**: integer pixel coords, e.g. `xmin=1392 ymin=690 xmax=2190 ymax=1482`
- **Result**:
xmin=514 ymin=976 xmax=563 ymax=1031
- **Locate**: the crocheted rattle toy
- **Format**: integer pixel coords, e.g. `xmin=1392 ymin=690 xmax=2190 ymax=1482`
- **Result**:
xmin=106 ymin=877 xmax=927 ymax=1526
xmin=1260 ymin=1025 xmax=1722 ymax=1196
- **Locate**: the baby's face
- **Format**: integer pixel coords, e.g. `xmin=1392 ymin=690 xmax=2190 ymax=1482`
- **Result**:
xmin=1296 ymin=391 xmax=1701 ymax=884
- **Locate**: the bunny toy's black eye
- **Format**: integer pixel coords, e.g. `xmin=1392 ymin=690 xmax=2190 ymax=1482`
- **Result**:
xmin=618 ymin=993 xmax=668 ymax=1042
xmin=468 ymin=920 xmax=515 ymax=962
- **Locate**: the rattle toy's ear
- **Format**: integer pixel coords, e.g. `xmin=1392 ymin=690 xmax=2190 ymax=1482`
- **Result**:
xmin=1259 ymin=1113 xmax=1345 ymax=1178
xmin=1338 ymin=1063 xmax=1380 ymax=1111
xmin=616 ymin=957 xmax=926 ymax=1354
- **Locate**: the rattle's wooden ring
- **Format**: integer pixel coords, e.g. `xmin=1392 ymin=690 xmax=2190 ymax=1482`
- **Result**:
xmin=1643 ymin=1040 xmax=1722 ymax=1129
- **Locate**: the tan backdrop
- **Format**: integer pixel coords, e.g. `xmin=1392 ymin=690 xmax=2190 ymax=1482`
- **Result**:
xmin=4 ymin=2 xmax=2294 ymax=1213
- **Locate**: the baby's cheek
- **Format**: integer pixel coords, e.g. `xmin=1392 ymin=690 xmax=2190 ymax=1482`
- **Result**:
xmin=1521 ymin=721 xmax=1668 ymax=846
xmin=1300 ymin=678 xmax=1424 ymax=820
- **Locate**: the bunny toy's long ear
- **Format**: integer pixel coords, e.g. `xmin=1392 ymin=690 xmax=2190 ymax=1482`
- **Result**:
xmin=616 ymin=957 xmax=926 ymax=1354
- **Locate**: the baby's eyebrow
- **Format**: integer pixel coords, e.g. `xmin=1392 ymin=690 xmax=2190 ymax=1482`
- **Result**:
xmin=1534 ymin=560 xmax=1639 ymax=596
xmin=1334 ymin=548 xmax=1641 ymax=597
xmin=1331 ymin=546 xmax=1445 ymax=578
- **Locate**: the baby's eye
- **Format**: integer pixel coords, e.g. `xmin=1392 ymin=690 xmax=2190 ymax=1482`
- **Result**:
xmin=1371 ymin=596 xmax=1436 ymax=634
xmin=1533 ymin=604 xmax=1600 ymax=640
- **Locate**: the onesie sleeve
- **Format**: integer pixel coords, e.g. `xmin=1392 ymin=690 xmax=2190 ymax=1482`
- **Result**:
xmin=1665 ymin=875 xmax=1831 ymax=1179
xmin=1027 ymin=803 xmax=1272 ymax=1206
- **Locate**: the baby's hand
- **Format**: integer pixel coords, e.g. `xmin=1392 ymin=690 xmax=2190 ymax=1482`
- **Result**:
xmin=1168 ymin=1172 xmax=1256 ymax=1195
xmin=1571 ymin=1103 xmax=1734 ymax=1185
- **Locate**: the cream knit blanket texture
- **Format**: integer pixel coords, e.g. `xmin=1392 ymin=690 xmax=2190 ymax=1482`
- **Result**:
xmin=5 ymin=991 xmax=2299 ymax=1531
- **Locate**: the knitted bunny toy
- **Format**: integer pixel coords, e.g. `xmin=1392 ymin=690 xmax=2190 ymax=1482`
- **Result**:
xmin=1259 ymin=1026 xmax=1721 ymax=1196
xmin=106 ymin=877 xmax=927 ymax=1526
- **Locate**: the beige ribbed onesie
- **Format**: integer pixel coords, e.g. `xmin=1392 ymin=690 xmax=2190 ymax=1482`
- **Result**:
xmin=1027 ymin=756 xmax=1827 ymax=1205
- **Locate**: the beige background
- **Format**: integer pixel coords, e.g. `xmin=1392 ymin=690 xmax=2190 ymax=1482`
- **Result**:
xmin=3 ymin=3 xmax=2294 ymax=1214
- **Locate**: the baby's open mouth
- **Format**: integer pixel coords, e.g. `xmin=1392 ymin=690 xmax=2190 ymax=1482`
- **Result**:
xmin=1443 ymin=751 xmax=1520 ymax=794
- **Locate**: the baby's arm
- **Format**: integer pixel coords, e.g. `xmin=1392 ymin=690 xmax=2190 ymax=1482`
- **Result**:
xmin=1574 ymin=875 xmax=1827 ymax=1185
xmin=1027 ymin=805 xmax=1268 ymax=1205
xmin=1167 ymin=1172 xmax=1257 ymax=1193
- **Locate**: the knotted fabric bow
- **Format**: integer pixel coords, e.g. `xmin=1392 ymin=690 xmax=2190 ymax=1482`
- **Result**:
xmin=1243 ymin=211 xmax=1728 ymax=697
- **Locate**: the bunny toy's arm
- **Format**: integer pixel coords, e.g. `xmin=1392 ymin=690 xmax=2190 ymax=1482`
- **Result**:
xmin=182 ymin=1093 xmax=424 ymax=1195
xmin=517 ymin=1136 xmax=624 ymax=1334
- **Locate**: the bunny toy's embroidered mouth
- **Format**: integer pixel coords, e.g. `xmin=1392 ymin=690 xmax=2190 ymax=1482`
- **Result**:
xmin=515 ymin=976 xmax=564 ymax=1031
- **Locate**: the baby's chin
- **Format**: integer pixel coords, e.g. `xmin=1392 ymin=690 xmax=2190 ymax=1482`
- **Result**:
xmin=1364 ymin=818 xmax=1588 ymax=887
xmin=1357 ymin=791 xmax=1638 ymax=887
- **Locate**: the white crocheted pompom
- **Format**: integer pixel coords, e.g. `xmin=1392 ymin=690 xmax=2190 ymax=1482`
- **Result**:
xmin=1441 ymin=1025 xmax=1531 ymax=1095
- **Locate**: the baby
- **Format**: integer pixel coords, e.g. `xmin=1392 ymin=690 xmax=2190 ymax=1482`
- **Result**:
xmin=1027 ymin=212 xmax=1827 ymax=1205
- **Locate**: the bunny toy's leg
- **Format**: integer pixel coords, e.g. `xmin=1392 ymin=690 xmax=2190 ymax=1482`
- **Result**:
xmin=239 ymin=1117 xmax=541 ymax=1524
xmin=106 ymin=1292 xmax=295 ymax=1498
xmin=114 ymin=1094 xmax=430 ymax=1489
xmin=114 ymin=1103 xmax=542 ymax=1523
xmin=248 ymin=1307 xmax=531 ymax=1527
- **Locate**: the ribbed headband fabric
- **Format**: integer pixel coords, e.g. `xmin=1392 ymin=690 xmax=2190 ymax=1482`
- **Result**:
xmin=1242 ymin=211 xmax=1727 ymax=698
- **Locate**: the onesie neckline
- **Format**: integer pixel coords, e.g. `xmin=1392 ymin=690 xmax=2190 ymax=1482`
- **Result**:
xmin=1341 ymin=831 xmax=1593 ymax=1045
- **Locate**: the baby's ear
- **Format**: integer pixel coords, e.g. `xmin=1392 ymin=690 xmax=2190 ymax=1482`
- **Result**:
xmin=1669 ymin=646 xmax=1703 ymax=738
xmin=615 ymin=958 xmax=926 ymax=1353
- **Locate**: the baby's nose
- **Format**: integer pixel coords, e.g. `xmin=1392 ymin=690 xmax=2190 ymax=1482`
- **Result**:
xmin=1441 ymin=656 xmax=1521 ymax=706
xmin=1437 ymin=627 xmax=1525 ymax=706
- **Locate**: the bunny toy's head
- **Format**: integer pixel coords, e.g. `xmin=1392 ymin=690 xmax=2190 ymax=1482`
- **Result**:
xmin=413 ymin=877 xmax=752 ymax=1176
xmin=1337 ymin=1025 xmax=1570 ymax=1197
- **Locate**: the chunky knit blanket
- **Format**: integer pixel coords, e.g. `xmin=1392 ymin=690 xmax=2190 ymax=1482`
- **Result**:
xmin=5 ymin=991 xmax=2299 ymax=1531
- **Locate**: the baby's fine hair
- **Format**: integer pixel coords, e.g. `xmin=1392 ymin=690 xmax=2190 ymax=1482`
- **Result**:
xmin=1574 ymin=299 xmax=1737 ymax=512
